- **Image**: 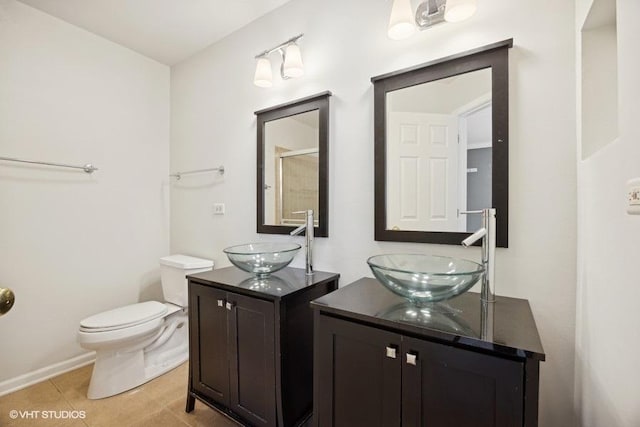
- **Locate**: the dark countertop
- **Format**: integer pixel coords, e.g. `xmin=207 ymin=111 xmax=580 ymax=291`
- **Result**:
xmin=311 ymin=278 xmax=545 ymax=361
xmin=187 ymin=266 xmax=340 ymax=301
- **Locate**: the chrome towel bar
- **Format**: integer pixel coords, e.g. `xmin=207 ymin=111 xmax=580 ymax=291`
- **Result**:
xmin=170 ymin=165 xmax=225 ymax=180
xmin=0 ymin=156 xmax=98 ymax=174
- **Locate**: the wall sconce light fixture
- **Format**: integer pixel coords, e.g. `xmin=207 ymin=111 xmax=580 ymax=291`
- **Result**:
xmin=388 ymin=0 xmax=477 ymax=40
xmin=254 ymin=34 xmax=304 ymax=88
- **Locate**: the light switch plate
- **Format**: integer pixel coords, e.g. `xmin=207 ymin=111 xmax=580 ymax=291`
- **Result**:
xmin=213 ymin=203 xmax=225 ymax=215
xmin=627 ymin=178 xmax=640 ymax=215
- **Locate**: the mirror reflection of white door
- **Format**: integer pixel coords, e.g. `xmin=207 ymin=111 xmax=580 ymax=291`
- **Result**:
xmin=387 ymin=112 xmax=458 ymax=231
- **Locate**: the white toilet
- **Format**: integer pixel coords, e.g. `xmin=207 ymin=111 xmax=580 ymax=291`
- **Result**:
xmin=77 ymin=254 xmax=213 ymax=399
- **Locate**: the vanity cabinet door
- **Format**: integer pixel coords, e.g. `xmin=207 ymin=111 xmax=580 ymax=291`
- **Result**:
xmin=228 ymin=292 xmax=276 ymax=427
xmin=401 ymin=336 xmax=524 ymax=427
xmin=316 ymin=316 xmax=402 ymax=427
xmin=189 ymin=283 xmax=230 ymax=407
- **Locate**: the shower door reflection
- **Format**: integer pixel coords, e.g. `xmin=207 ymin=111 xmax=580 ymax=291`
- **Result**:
xmin=277 ymin=148 xmax=319 ymax=226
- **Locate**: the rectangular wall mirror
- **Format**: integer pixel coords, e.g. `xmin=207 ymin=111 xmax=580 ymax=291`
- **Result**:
xmin=372 ymin=39 xmax=512 ymax=247
xmin=256 ymin=91 xmax=331 ymax=237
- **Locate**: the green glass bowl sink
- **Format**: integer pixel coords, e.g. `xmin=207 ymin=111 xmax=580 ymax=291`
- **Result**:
xmin=367 ymin=254 xmax=485 ymax=304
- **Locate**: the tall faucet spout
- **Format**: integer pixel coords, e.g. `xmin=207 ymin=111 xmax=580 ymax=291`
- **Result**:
xmin=461 ymin=227 xmax=486 ymax=247
xmin=461 ymin=208 xmax=496 ymax=303
xmin=291 ymin=210 xmax=314 ymax=276
xmin=290 ymin=224 xmax=305 ymax=236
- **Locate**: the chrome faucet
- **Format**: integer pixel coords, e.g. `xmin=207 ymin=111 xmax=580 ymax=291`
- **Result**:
xmin=290 ymin=210 xmax=314 ymax=276
xmin=460 ymin=208 xmax=496 ymax=303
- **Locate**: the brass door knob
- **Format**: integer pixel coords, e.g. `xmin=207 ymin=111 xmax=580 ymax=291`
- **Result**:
xmin=0 ymin=287 xmax=15 ymax=316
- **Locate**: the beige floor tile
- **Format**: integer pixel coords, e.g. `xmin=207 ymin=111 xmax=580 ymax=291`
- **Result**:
xmin=0 ymin=381 xmax=63 ymax=410
xmin=128 ymin=408 xmax=190 ymax=427
xmin=50 ymin=364 xmax=93 ymax=395
xmin=1 ymin=417 xmax=89 ymax=427
xmin=0 ymin=380 xmax=87 ymax=427
xmin=2 ymin=361 xmax=282 ymax=427
xmin=140 ymin=362 xmax=189 ymax=406
xmin=166 ymin=397 xmax=240 ymax=427
xmin=63 ymin=386 xmax=163 ymax=427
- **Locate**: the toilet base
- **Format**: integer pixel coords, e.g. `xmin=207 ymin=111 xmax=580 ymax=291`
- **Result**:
xmin=87 ymin=314 xmax=188 ymax=399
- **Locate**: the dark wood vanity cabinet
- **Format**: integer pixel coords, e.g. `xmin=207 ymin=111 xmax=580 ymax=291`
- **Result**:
xmin=316 ymin=316 xmax=402 ymax=427
xmin=312 ymin=278 xmax=545 ymax=427
xmin=400 ymin=336 xmax=524 ymax=427
xmin=186 ymin=267 xmax=339 ymax=427
xmin=189 ymin=284 xmax=276 ymax=425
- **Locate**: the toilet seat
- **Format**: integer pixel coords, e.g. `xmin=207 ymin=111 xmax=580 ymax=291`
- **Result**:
xmin=77 ymin=302 xmax=186 ymax=349
xmin=80 ymin=301 xmax=168 ymax=333
xmin=78 ymin=317 xmax=165 ymax=348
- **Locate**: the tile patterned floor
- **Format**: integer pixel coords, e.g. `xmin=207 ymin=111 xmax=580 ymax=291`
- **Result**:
xmin=0 ymin=362 xmax=239 ymax=427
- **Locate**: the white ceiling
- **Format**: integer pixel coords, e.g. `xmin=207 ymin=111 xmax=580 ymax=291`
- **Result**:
xmin=18 ymin=0 xmax=292 ymax=65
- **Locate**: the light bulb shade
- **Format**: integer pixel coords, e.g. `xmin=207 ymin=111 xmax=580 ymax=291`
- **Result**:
xmin=388 ymin=0 xmax=415 ymax=40
xmin=444 ymin=0 xmax=477 ymax=23
xmin=254 ymin=57 xmax=273 ymax=87
xmin=283 ymin=43 xmax=304 ymax=78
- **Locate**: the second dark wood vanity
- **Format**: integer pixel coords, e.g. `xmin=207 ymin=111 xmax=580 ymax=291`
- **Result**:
xmin=311 ymin=278 xmax=545 ymax=427
xmin=186 ymin=266 xmax=339 ymax=427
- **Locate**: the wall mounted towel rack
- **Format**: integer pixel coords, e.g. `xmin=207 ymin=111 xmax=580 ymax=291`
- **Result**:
xmin=0 ymin=156 xmax=98 ymax=173
xmin=170 ymin=165 xmax=225 ymax=180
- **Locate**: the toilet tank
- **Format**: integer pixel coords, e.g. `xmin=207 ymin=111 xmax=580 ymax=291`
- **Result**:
xmin=159 ymin=255 xmax=213 ymax=307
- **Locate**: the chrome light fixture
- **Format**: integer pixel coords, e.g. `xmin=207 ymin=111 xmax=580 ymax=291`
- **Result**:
xmin=253 ymin=34 xmax=304 ymax=88
xmin=388 ymin=0 xmax=477 ymax=40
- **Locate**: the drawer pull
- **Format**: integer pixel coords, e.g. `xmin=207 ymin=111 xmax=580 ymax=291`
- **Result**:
xmin=226 ymin=302 xmax=234 ymax=311
xmin=217 ymin=299 xmax=224 ymax=307
xmin=386 ymin=346 xmax=397 ymax=359
xmin=406 ymin=353 xmax=418 ymax=366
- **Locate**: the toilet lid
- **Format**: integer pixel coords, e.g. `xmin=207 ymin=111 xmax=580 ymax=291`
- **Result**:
xmin=80 ymin=301 xmax=168 ymax=332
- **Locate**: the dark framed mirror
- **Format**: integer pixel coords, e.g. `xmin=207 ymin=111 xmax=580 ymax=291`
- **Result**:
xmin=256 ymin=91 xmax=331 ymax=237
xmin=372 ymin=39 xmax=512 ymax=247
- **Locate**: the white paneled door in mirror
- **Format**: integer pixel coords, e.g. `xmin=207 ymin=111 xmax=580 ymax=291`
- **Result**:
xmin=385 ymin=68 xmax=491 ymax=233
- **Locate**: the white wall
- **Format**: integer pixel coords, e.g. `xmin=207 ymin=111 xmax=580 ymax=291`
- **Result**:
xmin=170 ymin=0 xmax=576 ymax=425
xmin=580 ymin=0 xmax=617 ymax=161
xmin=388 ymin=68 xmax=491 ymax=114
xmin=0 ymin=0 xmax=169 ymax=386
xmin=575 ymin=0 xmax=640 ymax=425
xmin=467 ymin=105 xmax=492 ymax=147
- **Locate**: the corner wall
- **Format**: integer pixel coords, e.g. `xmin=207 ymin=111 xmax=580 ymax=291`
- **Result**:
xmin=170 ymin=0 xmax=577 ymax=424
xmin=575 ymin=0 xmax=640 ymax=425
xmin=0 ymin=0 xmax=170 ymax=388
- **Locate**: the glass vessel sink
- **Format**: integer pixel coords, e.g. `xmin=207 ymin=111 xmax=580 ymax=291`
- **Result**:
xmin=367 ymin=254 xmax=484 ymax=304
xmin=224 ymin=242 xmax=301 ymax=277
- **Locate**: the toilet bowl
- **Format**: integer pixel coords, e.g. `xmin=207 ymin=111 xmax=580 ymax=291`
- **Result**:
xmin=77 ymin=254 xmax=213 ymax=399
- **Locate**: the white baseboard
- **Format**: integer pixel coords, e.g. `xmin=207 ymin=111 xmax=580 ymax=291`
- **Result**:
xmin=0 ymin=352 xmax=96 ymax=397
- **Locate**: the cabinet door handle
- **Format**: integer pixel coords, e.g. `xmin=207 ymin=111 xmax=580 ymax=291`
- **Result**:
xmin=406 ymin=352 xmax=418 ymax=366
xmin=217 ymin=299 xmax=224 ymax=308
xmin=226 ymin=302 xmax=234 ymax=311
xmin=385 ymin=346 xmax=397 ymax=359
